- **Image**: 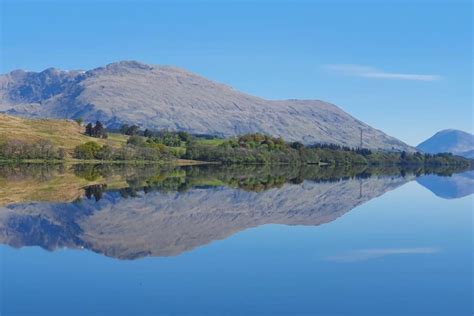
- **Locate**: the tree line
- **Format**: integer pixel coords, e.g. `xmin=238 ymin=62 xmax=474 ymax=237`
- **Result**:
xmin=119 ymin=124 xmax=198 ymax=147
xmin=72 ymin=141 xmax=172 ymax=161
xmin=0 ymin=139 xmax=65 ymax=160
xmin=184 ymin=133 xmax=472 ymax=167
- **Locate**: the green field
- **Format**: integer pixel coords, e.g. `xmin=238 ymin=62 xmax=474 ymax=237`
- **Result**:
xmin=196 ymin=138 xmax=227 ymax=146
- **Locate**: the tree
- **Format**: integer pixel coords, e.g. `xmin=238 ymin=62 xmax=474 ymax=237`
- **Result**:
xmin=93 ymin=121 xmax=105 ymax=138
xmin=85 ymin=123 xmax=93 ymax=136
xmin=119 ymin=124 xmax=140 ymax=136
xmin=126 ymin=125 xmax=140 ymax=136
xmin=290 ymin=142 xmax=304 ymax=150
xmin=36 ymin=139 xmax=57 ymax=159
xmin=178 ymin=131 xmax=191 ymax=142
xmin=85 ymin=121 xmax=107 ymax=138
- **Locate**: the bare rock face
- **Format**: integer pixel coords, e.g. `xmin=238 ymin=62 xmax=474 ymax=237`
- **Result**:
xmin=0 ymin=60 xmax=412 ymax=150
xmin=0 ymin=175 xmax=411 ymax=259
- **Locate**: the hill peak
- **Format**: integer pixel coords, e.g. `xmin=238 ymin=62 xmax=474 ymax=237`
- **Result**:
xmin=434 ymin=129 xmax=472 ymax=136
xmin=417 ymin=129 xmax=474 ymax=158
xmin=106 ymin=60 xmax=154 ymax=70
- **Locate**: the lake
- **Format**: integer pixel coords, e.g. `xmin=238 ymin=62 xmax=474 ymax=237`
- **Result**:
xmin=0 ymin=164 xmax=472 ymax=315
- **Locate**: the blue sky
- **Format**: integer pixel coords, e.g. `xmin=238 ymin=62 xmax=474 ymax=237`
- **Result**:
xmin=0 ymin=0 xmax=472 ymax=145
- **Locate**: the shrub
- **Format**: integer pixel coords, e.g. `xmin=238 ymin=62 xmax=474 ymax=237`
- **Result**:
xmin=96 ymin=145 xmax=114 ymax=160
xmin=73 ymin=142 xmax=102 ymax=160
xmin=127 ymin=135 xmax=146 ymax=147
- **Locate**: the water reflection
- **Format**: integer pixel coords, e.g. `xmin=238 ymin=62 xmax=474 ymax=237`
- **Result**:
xmin=325 ymin=247 xmax=441 ymax=262
xmin=0 ymin=163 xmax=471 ymax=259
xmin=417 ymin=170 xmax=474 ymax=199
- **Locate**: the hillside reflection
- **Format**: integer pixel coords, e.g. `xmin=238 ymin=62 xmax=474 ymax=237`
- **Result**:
xmin=0 ymin=163 xmax=471 ymax=259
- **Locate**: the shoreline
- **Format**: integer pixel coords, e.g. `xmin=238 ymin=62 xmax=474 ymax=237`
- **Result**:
xmin=0 ymin=158 xmax=215 ymax=166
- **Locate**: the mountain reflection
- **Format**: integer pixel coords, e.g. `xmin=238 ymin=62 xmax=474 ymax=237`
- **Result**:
xmin=416 ymin=170 xmax=474 ymax=199
xmin=0 ymin=163 xmax=471 ymax=259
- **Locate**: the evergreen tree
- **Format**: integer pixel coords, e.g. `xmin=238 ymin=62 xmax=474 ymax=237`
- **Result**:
xmin=93 ymin=121 xmax=106 ymax=138
xmin=85 ymin=123 xmax=93 ymax=136
xmin=126 ymin=125 xmax=140 ymax=136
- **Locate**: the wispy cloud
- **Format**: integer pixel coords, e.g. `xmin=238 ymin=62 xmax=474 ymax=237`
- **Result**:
xmin=325 ymin=247 xmax=441 ymax=262
xmin=324 ymin=64 xmax=442 ymax=81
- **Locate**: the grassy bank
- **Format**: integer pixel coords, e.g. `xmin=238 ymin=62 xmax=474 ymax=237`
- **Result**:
xmin=0 ymin=158 xmax=211 ymax=166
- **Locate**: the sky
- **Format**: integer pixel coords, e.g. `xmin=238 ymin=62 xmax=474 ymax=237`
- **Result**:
xmin=0 ymin=0 xmax=472 ymax=145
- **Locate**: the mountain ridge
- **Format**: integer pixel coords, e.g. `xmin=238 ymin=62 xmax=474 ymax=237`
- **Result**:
xmin=0 ymin=60 xmax=413 ymax=151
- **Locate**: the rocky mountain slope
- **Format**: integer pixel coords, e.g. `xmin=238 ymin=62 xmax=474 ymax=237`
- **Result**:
xmin=417 ymin=129 xmax=474 ymax=158
xmin=0 ymin=61 xmax=412 ymax=150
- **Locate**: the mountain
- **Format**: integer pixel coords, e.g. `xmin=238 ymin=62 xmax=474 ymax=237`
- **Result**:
xmin=417 ymin=129 xmax=474 ymax=158
xmin=0 ymin=61 xmax=412 ymax=151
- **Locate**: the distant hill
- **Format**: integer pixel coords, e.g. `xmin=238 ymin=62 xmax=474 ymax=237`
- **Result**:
xmin=0 ymin=114 xmax=127 ymax=156
xmin=0 ymin=60 xmax=413 ymax=151
xmin=417 ymin=129 xmax=474 ymax=158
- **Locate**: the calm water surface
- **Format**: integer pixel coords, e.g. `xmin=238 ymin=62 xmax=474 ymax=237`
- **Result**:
xmin=0 ymin=165 xmax=472 ymax=315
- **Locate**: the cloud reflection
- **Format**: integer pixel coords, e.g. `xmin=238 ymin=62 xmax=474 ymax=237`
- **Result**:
xmin=326 ymin=247 xmax=441 ymax=262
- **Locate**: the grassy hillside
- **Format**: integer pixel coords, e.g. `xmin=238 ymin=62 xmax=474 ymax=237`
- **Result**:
xmin=0 ymin=114 xmax=128 ymax=156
